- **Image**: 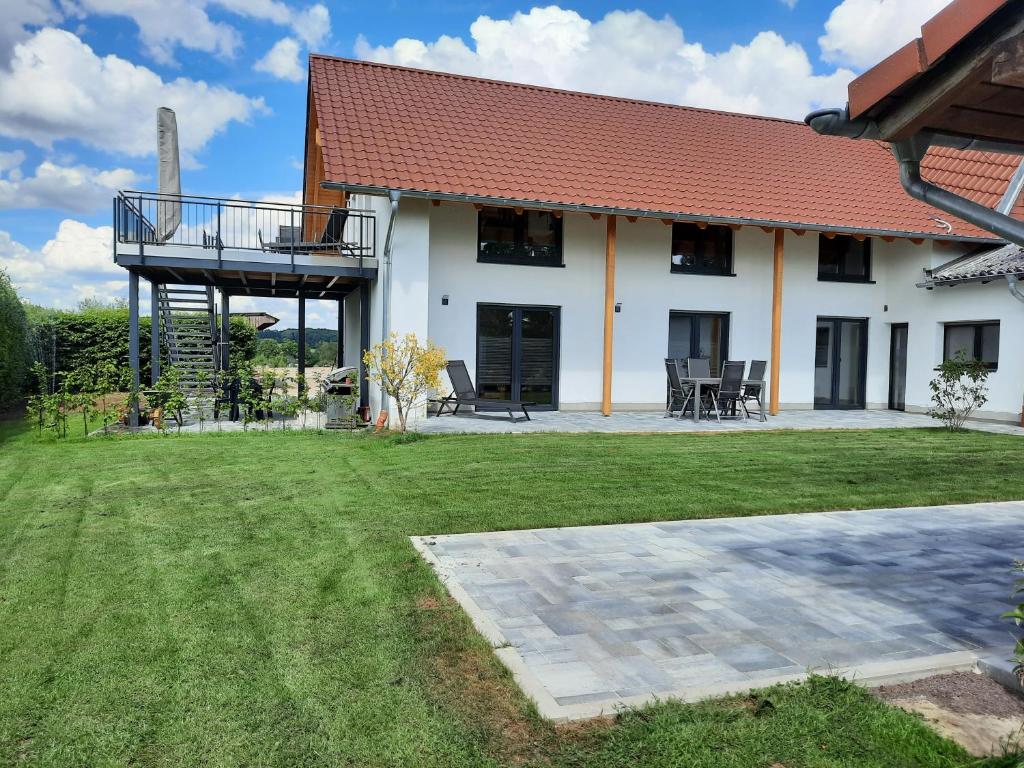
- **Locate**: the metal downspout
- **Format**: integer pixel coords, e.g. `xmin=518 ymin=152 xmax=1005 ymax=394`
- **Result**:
xmin=996 ymin=160 xmax=1024 ymax=425
xmin=892 ymin=135 xmax=1024 ymax=248
xmin=379 ymin=189 xmax=402 ymax=413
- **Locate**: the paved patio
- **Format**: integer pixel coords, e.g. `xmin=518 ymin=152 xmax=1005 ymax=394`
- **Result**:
xmin=413 ymin=501 xmax=1023 ymax=720
xmin=417 ymin=408 xmax=1024 ymax=436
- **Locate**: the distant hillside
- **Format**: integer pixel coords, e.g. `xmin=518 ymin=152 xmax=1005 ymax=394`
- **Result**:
xmin=258 ymin=328 xmax=338 ymax=346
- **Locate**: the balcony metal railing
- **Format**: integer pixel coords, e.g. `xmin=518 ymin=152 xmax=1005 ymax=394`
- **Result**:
xmin=114 ymin=191 xmax=376 ymax=271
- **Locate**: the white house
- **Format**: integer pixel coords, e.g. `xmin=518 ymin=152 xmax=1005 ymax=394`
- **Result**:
xmin=115 ymin=56 xmax=1024 ymax=428
xmin=298 ymin=56 xmax=1024 ymax=425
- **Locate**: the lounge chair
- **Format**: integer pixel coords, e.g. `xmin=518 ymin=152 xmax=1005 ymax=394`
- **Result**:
xmin=706 ymin=360 xmax=747 ymax=422
xmin=434 ymin=360 xmax=534 ymax=421
xmin=258 ymin=208 xmax=370 ymax=256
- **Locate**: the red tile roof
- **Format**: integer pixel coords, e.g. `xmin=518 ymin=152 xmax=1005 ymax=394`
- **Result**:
xmin=310 ymin=55 xmax=1019 ymax=241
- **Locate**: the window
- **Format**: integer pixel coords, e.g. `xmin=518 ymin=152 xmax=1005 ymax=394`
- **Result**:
xmin=943 ymin=322 xmax=999 ymax=370
xmin=670 ymin=223 xmax=733 ymax=275
xmin=477 ymin=207 xmax=562 ymax=267
xmin=818 ymin=235 xmax=871 ymax=282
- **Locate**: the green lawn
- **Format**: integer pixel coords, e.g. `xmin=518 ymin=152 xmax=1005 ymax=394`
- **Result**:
xmin=1 ymin=421 xmax=1022 ymax=767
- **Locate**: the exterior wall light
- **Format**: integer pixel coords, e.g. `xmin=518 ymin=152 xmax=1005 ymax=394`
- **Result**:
xmin=615 ymin=302 xmax=622 ymax=313
xmin=441 ymin=294 xmax=449 ymax=306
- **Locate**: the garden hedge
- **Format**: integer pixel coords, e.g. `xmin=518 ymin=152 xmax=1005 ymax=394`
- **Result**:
xmin=0 ymin=270 xmax=30 ymax=409
xmin=26 ymin=305 xmax=256 ymax=392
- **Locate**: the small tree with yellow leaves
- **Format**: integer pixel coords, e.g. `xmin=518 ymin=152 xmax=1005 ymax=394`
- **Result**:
xmin=363 ymin=332 xmax=446 ymax=432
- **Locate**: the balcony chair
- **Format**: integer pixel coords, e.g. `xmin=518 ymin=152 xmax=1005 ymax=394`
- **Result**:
xmin=258 ymin=208 xmax=370 ymax=256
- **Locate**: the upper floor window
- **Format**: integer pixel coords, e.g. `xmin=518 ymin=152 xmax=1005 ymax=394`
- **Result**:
xmin=478 ymin=207 xmax=562 ymax=267
xmin=818 ymin=235 xmax=871 ymax=282
xmin=944 ymin=322 xmax=999 ymax=370
xmin=670 ymin=223 xmax=734 ymax=275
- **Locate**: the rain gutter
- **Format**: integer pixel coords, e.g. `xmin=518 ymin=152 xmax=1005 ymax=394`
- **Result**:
xmin=320 ymin=181 xmax=997 ymax=244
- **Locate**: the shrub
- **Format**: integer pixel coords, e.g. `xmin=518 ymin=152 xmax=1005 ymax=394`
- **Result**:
xmin=1004 ymin=560 xmax=1024 ymax=684
xmin=362 ymin=332 xmax=446 ymax=432
xmin=0 ymin=269 xmax=30 ymax=409
xmin=928 ymin=355 xmax=989 ymax=431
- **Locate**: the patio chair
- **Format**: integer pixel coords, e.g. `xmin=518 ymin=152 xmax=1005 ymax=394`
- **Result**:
xmin=664 ymin=359 xmax=695 ymax=418
xmin=687 ymin=358 xmax=712 ymax=378
xmin=434 ymin=360 xmax=534 ymax=421
xmin=742 ymin=360 xmax=767 ymax=418
xmin=706 ymin=360 xmax=748 ymax=423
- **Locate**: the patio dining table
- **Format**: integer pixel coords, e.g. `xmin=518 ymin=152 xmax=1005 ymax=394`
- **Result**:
xmin=680 ymin=377 xmax=768 ymax=423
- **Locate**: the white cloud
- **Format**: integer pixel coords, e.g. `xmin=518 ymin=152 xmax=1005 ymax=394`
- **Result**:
xmin=289 ymin=3 xmax=330 ymax=48
xmin=58 ymin=0 xmax=330 ymax=65
xmin=819 ymin=0 xmax=950 ymax=69
xmin=0 ymin=0 xmax=59 ymax=60
xmin=780 ymin=0 xmax=798 ymax=7
xmin=355 ymin=7 xmax=855 ymax=120
xmin=0 ymin=220 xmax=125 ymax=308
xmin=0 ymin=159 xmax=142 ymax=213
xmin=67 ymin=0 xmax=240 ymax=65
xmin=255 ymin=37 xmax=305 ymax=81
xmin=0 ymin=28 xmax=266 ymax=163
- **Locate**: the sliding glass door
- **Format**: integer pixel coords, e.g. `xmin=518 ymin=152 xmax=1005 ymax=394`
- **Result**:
xmin=476 ymin=304 xmax=559 ymax=409
xmin=814 ymin=317 xmax=867 ymax=409
xmin=668 ymin=311 xmax=730 ymax=374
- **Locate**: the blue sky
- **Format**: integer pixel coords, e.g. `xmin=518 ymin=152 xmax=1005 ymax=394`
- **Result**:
xmin=0 ymin=0 xmax=949 ymax=327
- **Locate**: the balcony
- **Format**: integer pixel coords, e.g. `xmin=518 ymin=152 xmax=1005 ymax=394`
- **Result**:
xmin=113 ymin=191 xmax=377 ymax=298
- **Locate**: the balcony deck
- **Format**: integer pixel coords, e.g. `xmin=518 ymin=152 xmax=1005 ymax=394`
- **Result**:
xmin=114 ymin=191 xmax=377 ymax=299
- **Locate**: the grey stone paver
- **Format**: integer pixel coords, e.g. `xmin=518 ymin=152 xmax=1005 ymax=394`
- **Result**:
xmin=416 ymin=408 xmax=1024 ymax=435
xmin=414 ymin=501 xmax=1024 ymax=719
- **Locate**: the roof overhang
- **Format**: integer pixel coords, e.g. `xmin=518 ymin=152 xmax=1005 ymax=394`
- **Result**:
xmin=847 ymin=0 xmax=1024 ymax=148
xmin=322 ymin=180 xmax=999 ymax=244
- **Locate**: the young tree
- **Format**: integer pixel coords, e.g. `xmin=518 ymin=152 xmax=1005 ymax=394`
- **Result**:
xmin=153 ymin=366 xmax=189 ymax=433
xmin=362 ymin=332 xmax=446 ymax=432
xmin=928 ymin=354 xmax=990 ymax=431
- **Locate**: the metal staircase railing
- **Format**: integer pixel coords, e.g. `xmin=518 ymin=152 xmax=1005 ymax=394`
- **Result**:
xmin=158 ymin=285 xmax=218 ymax=395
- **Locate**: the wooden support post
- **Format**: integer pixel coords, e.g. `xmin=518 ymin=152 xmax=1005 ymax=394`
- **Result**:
xmin=601 ymin=215 xmax=617 ymax=416
xmin=297 ymin=294 xmax=306 ymax=393
xmin=220 ymin=290 xmax=230 ymax=372
xmin=359 ymin=281 xmax=370 ymax=412
xmin=150 ymin=280 xmax=160 ymax=385
xmin=128 ymin=271 xmax=140 ymax=428
xmin=770 ymin=229 xmax=784 ymax=416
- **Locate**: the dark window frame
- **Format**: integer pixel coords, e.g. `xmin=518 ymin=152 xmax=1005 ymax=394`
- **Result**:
xmin=817 ymin=234 xmax=873 ymax=283
xmin=670 ymin=222 xmax=735 ymax=276
xmin=476 ymin=207 xmax=564 ymax=268
xmin=943 ymin=321 xmax=999 ymax=371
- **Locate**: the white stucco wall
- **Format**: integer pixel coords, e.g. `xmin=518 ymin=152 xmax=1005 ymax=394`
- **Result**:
xmin=364 ymin=197 xmax=1022 ymax=423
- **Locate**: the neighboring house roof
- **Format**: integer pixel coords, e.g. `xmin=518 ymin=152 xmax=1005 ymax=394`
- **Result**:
xmin=234 ymin=312 xmax=280 ymax=331
xmin=309 ymin=55 xmax=1021 ymax=241
xmin=846 ymin=0 xmax=1024 ymax=149
xmin=921 ymin=242 xmax=1024 ymax=285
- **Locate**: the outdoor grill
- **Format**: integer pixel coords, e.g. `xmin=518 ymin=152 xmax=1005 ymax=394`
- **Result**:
xmin=321 ymin=366 xmax=360 ymax=428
